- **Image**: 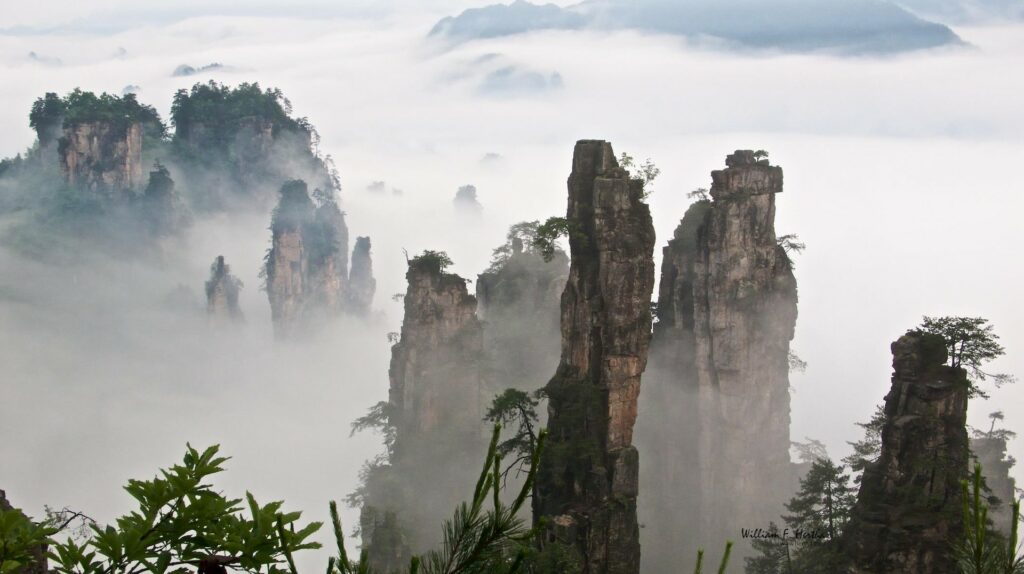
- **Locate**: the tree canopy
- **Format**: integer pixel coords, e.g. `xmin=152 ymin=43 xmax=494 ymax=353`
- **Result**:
xmin=919 ymin=316 xmax=1015 ymax=398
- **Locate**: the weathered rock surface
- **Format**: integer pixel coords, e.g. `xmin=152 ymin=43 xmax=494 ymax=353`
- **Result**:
xmin=637 ymin=150 xmax=797 ymax=568
xmin=361 ymin=256 xmax=487 ymax=568
xmin=264 ymin=180 xmax=355 ymax=337
xmin=59 ymin=121 xmax=143 ymax=193
xmin=844 ymin=330 xmax=969 ymax=574
xmin=347 ymin=236 xmax=376 ymax=316
xmin=534 ymin=140 xmax=655 ymax=574
xmin=205 ymin=255 xmax=243 ymax=323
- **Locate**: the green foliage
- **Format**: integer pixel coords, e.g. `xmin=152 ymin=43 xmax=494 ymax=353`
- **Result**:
xmin=170 ymin=81 xmax=302 ymax=136
xmin=618 ymin=152 xmax=660 ymax=200
xmin=776 ymin=234 xmax=805 ymax=255
xmin=409 ymin=250 xmax=454 ymax=274
xmin=771 ymin=457 xmax=855 ymax=573
xmin=744 ymin=523 xmax=790 ymax=574
xmin=954 ymin=464 xmax=1024 ymax=573
xmin=753 ymin=150 xmax=770 ymax=161
xmin=919 ymin=316 xmax=1016 ymax=399
xmin=0 ymin=506 xmax=58 ymax=574
xmin=486 ymin=221 xmax=562 ymax=273
xmin=330 ymin=425 xmax=548 ymax=574
xmin=687 ymin=188 xmax=710 ymax=202
xmin=29 ymin=92 xmax=66 ymax=136
xmin=49 ymin=89 xmax=164 ymax=137
xmin=484 ymin=389 xmax=542 ymax=483
xmin=841 ymin=404 xmax=886 ymax=485
xmin=351 ymin=401 xmax=398 ymax=458
xmin=44 ymin=444 xmax=321 ymax=574
xmin=532 ymin=217 xmax=571 ymax=263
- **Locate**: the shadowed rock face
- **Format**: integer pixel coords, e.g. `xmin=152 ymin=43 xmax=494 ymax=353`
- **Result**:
xmin=844 ymin=331 xmax=969 ymax=574
xmin=638 ymin=150 xmax=797 ymax=567
xmin=360 ymin=259 xmax=486 ymax=568
xmin=389 ymin=261 xmax=484 ymax=436
xmin=264 ymin=181 xmax=354 ymax=338
xmin=205 ymin=255 xmax=243 ymax=323
xmin=59 ymin=121 xmax=143 ymax=193
xmin=535 ymin=139 xmax=656 ymax=574
xmin=348 ymin=236 xmax=376 ymax=316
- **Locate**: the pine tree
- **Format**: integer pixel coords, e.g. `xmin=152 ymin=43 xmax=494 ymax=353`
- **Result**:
xmin=782 ymin=458 xmax=856 ymax=573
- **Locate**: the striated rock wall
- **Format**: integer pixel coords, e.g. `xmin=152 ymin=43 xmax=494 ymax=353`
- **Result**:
xmin=361 ymin=257 xmax=486 ymax=569
xmin=265 ymin=180 xmax=356 ymax=337
xmin=205 ymin=255 xmax=244 ymax=323
xmin=59 ymin=121 xmax=144 ymax=193
xmin=844 ymin=330 xmax=969 ymax=574
xmin=638 ymin=150 xmax=797 ymax=568
xmin=535 ymin=140 xmax=655 ymax=574
xmin=348 ymin=236 xmax=376 ymax=316
xmin=388 ymin=259 xmax=484 ymax=436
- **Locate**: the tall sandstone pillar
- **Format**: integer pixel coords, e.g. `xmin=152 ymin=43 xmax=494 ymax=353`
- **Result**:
xmin=535 ymin=140 xmax=655 ymax=574
xmin=638 ymin=150 xmax=797 ymax=567
xmin=844 ymin=330 xmax=969 ymax=573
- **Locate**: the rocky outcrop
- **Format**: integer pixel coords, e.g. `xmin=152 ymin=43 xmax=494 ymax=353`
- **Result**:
xmin=388 ymin=257 xmax=484 ymax=436
xmin=637 ymin=150 xmax=797 ymax=567
xmin=360 ymin=255 xmax=486 ymax=568
xmin=476 ymin=235 xmax=568 ymax=396
xmin=59 ymin=121 xmax=144 ymax=193
xmin=844 ymin=330 xmax=969 ymax=573
xmin=205 ymin=255 xmax=243 ymax=323
xmin=534 ymin=140 xmax=655 ymax=574
xmin=264 ymin=180 xmax=355 ymax=337
xmin=347 ymin=236 xmax=376 ymax=316
xmin=141 ymin=163 xmax=189 ymax=236
xmin=0 ymin=490 xmax=48 ymax=574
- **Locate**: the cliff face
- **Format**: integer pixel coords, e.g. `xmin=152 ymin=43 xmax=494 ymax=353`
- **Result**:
xmin=845 ymin=331 xmax=969 ymax=574
xmin=535 ymin=140 xmax=655 ymax=574
xmin=265 ymin=181 xmax=357 ymax=337
xmin=348 ymin=236 xmax=376 ymax=316
xmin=388 ymin=260 xmax=484 ymax=435
xmin=59 ymin=121 xmax=144 ymax=193
xmin=361 ymin=258 xmax=486 ymax=568
xmin=637 ymin=150 xmax=797 ymax=567
xmin=205 ymin=255 xmax=243 ymax=323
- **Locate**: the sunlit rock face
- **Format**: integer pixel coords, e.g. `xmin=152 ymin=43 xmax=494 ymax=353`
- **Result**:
xmin=347 ymin=236 xmax=376 ymax=316
xmin=844 ymin=331 xmax=969 ymax=574
xmin=534 ymin=140 xmax=655 ymax=574
xmin=359 ymin=258 xmax=486 ymax=569
xmin=59 ymin=121 xmax=143 ymax=194
xmin=638 ymin=150 xmax=797 ymax=568
xmin=205 ymin=255 xmax=244 ymax=323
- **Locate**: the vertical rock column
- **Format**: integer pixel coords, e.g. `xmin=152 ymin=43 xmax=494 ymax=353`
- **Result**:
xmin=360 ymin=255 xmax=486 ymax=571
xmin=844 ymin=330 xmax=969 ymax=574
xmin=59 ymin=121 xmax=144 ymax=193
xmin=694 ymin=151 xmax=797 ymax=550
xmin=205 ymin=255 xmax=244 ymax=323
xmin=535 ymin=140 xmax=655 ymax=574
xmin=348 ymin=236 xmax=376 ymax=316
